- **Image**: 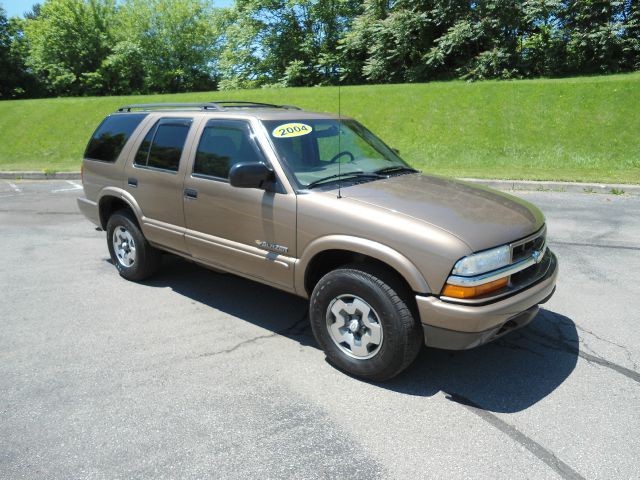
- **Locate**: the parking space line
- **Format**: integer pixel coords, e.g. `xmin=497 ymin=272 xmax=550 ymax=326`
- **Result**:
xmin=52 ymin=181 xmax=83 ymax=193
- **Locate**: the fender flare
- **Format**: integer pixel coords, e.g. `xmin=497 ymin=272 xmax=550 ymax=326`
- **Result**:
xmin=97 ymin=187 xmax=144 ymax=227
xmin=295 ymin=235 xmax=431 ymax=296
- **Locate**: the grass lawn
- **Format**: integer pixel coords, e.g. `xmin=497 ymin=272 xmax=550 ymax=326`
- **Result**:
xmin=0 ymin=72 xmax=638 ymax=183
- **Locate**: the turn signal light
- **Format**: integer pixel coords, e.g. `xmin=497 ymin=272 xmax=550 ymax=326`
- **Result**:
xmin=441 ymin=277 xmax=509 ymax=299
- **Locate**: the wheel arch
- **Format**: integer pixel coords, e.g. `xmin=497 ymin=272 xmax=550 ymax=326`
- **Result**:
xmin=97 ymin=188 xmax=143 ymax=230
xmin=297 ymin=235 xmax=431 ymax=297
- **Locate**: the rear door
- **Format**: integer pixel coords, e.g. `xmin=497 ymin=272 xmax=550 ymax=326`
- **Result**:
xmin=124 ymin=116 xmax=198 ymax=253
xmin=182 ymin=118 xmax=297 ymax=290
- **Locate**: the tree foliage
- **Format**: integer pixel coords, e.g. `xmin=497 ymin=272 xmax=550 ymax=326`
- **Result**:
xmin=339 ymin=0 xmax=640 ymax=83
xmin=11 ymin=0 xmax=218 ymax=96
xmin=0 ymin=6 xmax=44 ymax=98
xmin=0 ymin=0 xmax=638 ymax=97
xmin=118 ymin=0 xmax=219 ymax=93
xmin=24 ymin=0 xmax=118 ymax=95
xmin=216 ymin=0 xmax=360 ymax=89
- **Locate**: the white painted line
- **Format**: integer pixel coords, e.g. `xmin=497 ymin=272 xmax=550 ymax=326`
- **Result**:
xmin=8 ymin=182 xmax=22 ymax=193
xmin=52 ymin=180 xmax=82 ymax=193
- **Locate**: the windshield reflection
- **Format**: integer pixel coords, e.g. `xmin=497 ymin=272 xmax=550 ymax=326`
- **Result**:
xmin=263 ymin=119 xmax=412 ymax=189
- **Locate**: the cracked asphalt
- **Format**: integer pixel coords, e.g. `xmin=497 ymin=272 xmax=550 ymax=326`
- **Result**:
xmin=1 ymin=180 xmax=639 ymax=479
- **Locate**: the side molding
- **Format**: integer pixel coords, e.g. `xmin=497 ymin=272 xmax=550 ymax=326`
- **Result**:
xmin=296 ymin=235 xmax=431 ymax=296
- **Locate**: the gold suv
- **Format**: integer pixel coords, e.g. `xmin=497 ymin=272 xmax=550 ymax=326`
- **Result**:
xmin=78 ymin=101 xmax=558 ymax=380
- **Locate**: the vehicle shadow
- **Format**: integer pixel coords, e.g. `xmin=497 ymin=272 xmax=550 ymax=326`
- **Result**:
xmin=143 ymin=257 xmax=577 ymax=414
xmin=141 ymin=256 xmax=314 ymax=346
xmin=383 ymin=308 xmax=579 ymax=413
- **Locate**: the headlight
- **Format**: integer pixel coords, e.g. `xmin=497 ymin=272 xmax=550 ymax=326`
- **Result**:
xmin=451 ymin=245 xmax=510 ymax=277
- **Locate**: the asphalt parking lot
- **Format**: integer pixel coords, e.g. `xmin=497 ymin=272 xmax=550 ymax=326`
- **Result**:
xmin=1 ymin=180 xmax=639 ymax=480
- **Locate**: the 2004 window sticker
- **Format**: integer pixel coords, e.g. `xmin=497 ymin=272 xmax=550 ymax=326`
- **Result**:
xmin=271 ymin=123 xmax=313 ymax=138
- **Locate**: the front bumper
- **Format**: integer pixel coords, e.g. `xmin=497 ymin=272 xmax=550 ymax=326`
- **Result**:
xmin=416 ymin=250 xmax=558 ymax=350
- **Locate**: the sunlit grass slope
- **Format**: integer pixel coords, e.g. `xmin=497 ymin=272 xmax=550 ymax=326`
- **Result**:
xmin=0 ymin=72 xmax=638 ymax=183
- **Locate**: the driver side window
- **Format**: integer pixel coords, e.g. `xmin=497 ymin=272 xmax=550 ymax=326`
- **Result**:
xmin=193 ymin=120 xmax=265 ymax=180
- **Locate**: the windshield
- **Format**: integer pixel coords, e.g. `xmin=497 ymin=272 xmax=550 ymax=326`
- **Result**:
xmin=263 ymin=119 xmax=413 ymax=189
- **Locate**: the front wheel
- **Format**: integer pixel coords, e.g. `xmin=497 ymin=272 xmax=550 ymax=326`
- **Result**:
xmin=106 ymin=210 xmax=160 ymax=281
xmin=309 ymin=267 xmax=423 ymax=381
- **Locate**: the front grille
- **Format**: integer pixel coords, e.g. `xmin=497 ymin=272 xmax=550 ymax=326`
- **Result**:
xmin=510 ymin=252 xmax=551 ymax=289
xmin=509 ymin=227 xmax=547 ymax=289
xmin=511 ymin=228 xmax=546 ymax=263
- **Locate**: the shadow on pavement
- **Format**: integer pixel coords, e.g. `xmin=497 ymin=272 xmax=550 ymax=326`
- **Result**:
xmin=384 ymin=309 xmax=579 ymax=413
xmin=145 ymin=256 xmax=578 ymax=413
xmin=143 ymin=256 xmax=313 ymax=344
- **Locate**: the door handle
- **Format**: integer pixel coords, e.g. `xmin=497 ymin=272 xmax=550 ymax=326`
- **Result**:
xmin=184 ymin=188 xmax=198 ymax=199
xmin=128 ymin=177 xmax=138 ymax=187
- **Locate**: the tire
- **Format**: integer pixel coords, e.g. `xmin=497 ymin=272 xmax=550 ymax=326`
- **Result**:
xmin=106 ymin=209 xmax=160 ymax=281
xmin=309 ymin=266 xmax=423 ymax=381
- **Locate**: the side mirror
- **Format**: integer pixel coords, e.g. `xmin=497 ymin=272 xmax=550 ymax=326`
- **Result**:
xmin=229 ymin=162 xmax=276 ymax=191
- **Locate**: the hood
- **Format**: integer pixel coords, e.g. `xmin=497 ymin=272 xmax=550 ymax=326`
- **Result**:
xmin=338 ymin=174 xmax=545 ymax=252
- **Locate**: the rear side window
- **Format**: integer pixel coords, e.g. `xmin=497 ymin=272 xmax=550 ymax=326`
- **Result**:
xmin=193 ymin=120 xmax=265 ymax=179
xmin=134 ymin=118 xmax=192 ymax=172
xmin=84 ymin=114 xmax=147 ymax=162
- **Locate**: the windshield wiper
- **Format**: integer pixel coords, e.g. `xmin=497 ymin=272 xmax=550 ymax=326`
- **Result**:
xmin=306 ymin=171 xmax=384 ymax=189
xmin=374 ymin=166 xmax=419 ymax=176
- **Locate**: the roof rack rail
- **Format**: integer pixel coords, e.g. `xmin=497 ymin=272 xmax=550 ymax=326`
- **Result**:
xmin=116 ymin=101 xmax=301 ymax=113
xmin=212 ymin=101 xmax=302 ymax=110
xmin=117 ymin=102 xmax=222 ymax=112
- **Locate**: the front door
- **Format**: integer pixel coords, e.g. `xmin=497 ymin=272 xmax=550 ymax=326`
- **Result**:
xmin=182 ymin=119 xmax=296 ymax=290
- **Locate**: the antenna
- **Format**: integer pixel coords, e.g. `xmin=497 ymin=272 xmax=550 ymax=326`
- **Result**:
xmin=337 ymin=78 xmax=342 ymax=199
xmin=333 ymin=0 xmax=342 ymax=199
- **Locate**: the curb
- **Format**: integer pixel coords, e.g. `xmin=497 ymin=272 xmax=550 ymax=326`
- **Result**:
xmin=0 ymin=171 xmax=81 ymax=180
xmin=458 ymin=178 xmax=639 ymax=195
xmin=1 ymin=171 xmax=638 ymax=194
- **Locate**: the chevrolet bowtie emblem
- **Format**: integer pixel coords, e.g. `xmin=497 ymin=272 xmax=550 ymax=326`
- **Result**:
xmin=532 ymin=250 xmax=542 ymax=263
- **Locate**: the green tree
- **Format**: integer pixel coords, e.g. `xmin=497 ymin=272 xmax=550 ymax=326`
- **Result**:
xmin=0 ymin=6 xmax=44 ymax=98
xmin=623 ymin=0 xmax=640 ymax=69
xmin=5 ymin=0 xmax=640 ymax=98
xmin=118 ymin=0 xmax=219 ymax=93
xmin=99 ymin=40 xmax=146 ymax=95
xmin=340 ymin=0 xmax=438 ymax=83
xmin=562 ymin=0 xmax=627 ymax=74
xmin=24 ymin=0 xmax=118 ymax=95
xmin=0 ymin=6 xmax=19 ymax=98
xmin=217 ymin=0 xmax=360 ymax=89
xmin=519 ymin=0 xmax=566 ymax=76
xmin=341 ymin=0 xmax=526 ymax=83
xmin=340 ymin=0 xmax=639 ymax=82
xmin=337 ymin=0 xmax=387 ymax=84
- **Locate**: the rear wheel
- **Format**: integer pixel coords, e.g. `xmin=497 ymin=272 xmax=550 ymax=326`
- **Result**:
xmin=310 ymin=266 xmax=423 ymax=381
xmin=106 ymin=210 xmax=160 ymax=281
